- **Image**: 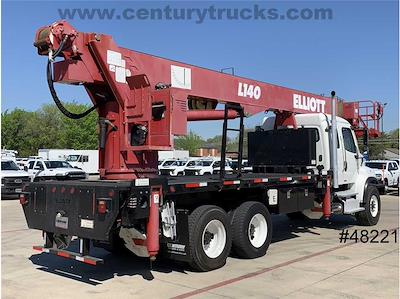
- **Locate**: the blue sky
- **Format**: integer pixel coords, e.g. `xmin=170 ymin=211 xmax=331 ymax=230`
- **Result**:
xmin=2 ymin=1 xmax=399 ymax=138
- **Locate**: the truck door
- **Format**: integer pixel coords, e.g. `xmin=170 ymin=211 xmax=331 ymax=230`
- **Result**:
xmin=387 ymin=162 xmax=398 ymax=186
xmin=391 ymin=162 xmax=400 ymax=186
xmin=27 ymin=161 xmax=36 ymax=175
xmin=33 ymin=161 xmax=45 ymax=176
xmin=339 ymin=126 xmax=359 ymax=184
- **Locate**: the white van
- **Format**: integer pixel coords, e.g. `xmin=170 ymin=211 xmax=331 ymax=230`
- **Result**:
xmin=66 ymin=150 xmax=99 ymax=174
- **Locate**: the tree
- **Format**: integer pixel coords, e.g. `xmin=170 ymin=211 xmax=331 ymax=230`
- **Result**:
xmin=1 ymin=109 xmax=33 ymax=156
xmin=358 ymin=129 xmax=399 ymax=159
xmin=58 ymin=103 xmax=98 ymax=150
xmin=174 ymin=131 xmax=205 ymax=156
xmin=1 ymin=103 xmax=98 ymax=156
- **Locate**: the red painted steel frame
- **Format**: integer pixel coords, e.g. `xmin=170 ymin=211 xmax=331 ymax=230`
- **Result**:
xmin=34 ymin=21 xmax=383 ymax=180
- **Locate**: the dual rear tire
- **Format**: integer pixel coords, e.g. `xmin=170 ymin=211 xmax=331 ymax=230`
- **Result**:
xmin=188 ymin=202 xmax=272 ymax=271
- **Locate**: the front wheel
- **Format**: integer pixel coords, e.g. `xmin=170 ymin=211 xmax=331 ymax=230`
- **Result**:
xmin=355 ymin=185 xmax=381 ymax=226
xmin=188 ymin=205 xmax=232 ymax=271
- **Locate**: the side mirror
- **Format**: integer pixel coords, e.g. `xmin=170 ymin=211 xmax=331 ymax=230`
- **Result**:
xmin=24 ymin=166 xmax=28 ymax=171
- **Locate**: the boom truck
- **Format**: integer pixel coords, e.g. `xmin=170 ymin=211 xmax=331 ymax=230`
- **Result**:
xmin=21 ymin=21 xmax=385 ymax=271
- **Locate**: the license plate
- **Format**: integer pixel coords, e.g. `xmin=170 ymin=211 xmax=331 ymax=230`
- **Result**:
xmin=15 ymin=188 xmax=22 ymax=193
xmin=55 ymin=216 xmax=68 ymax=229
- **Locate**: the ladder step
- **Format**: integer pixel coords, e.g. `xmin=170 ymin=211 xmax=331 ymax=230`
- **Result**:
xmin=335 ymin=190 xmax=358 ymax=199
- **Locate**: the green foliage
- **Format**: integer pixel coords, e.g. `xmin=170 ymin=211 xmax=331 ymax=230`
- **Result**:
xmin=1 ymin=103 xmax=98 ymax=157
xmin=174 ymin=131 xmax=205 ymax=156
xmin=174 ymin=128 xmax=254 ymax=157
xmin=358 ymin=129 xmax=399 ymax=159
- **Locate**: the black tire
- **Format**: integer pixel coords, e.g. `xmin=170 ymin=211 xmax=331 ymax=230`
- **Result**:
xmin=356 ymin=185 xmax=381 ymax=226
xmin=188 ymin=205 xmax=232 ymax=271
xmin=231 ymin=201 xmax=272 ymax=259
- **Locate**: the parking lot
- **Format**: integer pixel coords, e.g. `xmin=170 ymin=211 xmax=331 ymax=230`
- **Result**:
xmin=2 ymin=191 xmax=399 ymax=299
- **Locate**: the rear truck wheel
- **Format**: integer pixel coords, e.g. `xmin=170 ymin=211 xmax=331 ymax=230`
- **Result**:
xmin=188 ymin=205 xmax=232 ymax=271
xmin=356 ymin=185 xmax=381 ymax=226
xmin=231 ymin=201 xmax=272 ymax=259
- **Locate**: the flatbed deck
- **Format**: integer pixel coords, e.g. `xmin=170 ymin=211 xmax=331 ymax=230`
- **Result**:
xmin=164 ymin=172 xmax=317 ymax=194
xmin=26 ymin=172 xmax=318 ymax=195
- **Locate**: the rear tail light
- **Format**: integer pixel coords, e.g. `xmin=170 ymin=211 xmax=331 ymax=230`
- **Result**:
xmin=19 ymin=194 xmax=28 ymax=205
xmin=98 ymin=200 xmax=107 ymax=214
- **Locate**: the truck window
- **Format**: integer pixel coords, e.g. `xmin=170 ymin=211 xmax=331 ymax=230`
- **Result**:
xmin=172 ymin=160 xmax=186 ymax=166
xmin=163 ymin=160 xmax=175 ymax=166
xmin=36 ymin=161 xmax=44 ymax=170
xmin=66 ymin=155 xmax=79 ymax=162
xmin=83 ymin=155 xmax=89 ymax=162
xmin=342 ymin=128 xmax=357 ymax=153
xmin=365 ymin=162 xmax=386 ymax=169
xmin=44 ymin=161 xmax=73 ymax=169
xmin=389 ymin=163 xmax=398 ymax=171
xmin=28 ymin=161 xmax=35 ymax=169
xmin=1 ymin=161 xmax=20 ymax=171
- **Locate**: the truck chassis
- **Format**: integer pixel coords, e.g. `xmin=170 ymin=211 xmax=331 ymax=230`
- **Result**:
xmin=22 ymin=171 xmax=330 ymax=271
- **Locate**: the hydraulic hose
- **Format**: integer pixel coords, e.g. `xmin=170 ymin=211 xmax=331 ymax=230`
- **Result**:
xmin=46 ymin=36 xmax=100 ymax=119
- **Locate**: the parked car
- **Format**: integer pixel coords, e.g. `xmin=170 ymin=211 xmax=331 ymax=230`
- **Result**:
xmin=159 ymin=159 xmax=198 ymax=176
xmin=230 ymin=159 xmax=253 ymax=173
xmin=1 ymin=159 xmax=32 ymax=197
xmin=363 ymin=160 xmax=399 ymax=188
xmin=16 ymin=158 xmax=29 ymax=170
xmin=184 ymin=159 xmax=233 ymax=175
xmin=26 ymin=159 xmax=87 ymax=181
xmin=158 ymin=159 xmax=175 ymax=172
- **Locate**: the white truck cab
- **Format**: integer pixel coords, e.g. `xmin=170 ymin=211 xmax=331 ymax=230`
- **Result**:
xmin=1 ymin=159 xmax=33 ymax=196
xmin=26 ymin=159 xmax=87 ymax=181
xmin=262 ymin=113 xmax=382 ymax=219
xmin=363 ymin=160 xmax=399 ymax=188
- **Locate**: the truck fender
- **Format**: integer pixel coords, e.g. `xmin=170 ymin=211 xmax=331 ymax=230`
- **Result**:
xmin=353 ymin=166 xmax=380 ymax=204
xmin=363 ymin=177 xmax=384 ymax=200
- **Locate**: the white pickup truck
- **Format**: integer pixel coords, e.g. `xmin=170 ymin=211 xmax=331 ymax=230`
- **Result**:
xmin=1 ymin=159 xmax=33 ymax=196
xmin=363 ymin=160 xmax=399 ymax=189
xmin=159 ymin=159 xmax=198 ymax=176
xmin=26 ymin=159 xmax=87 ymax=181
xmin=230 ymin=159 xmax=253 ymax=173
xmin=184 ymin=159 xmax=233 ymax=175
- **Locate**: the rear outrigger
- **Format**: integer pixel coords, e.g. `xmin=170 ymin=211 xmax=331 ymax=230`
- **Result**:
xmin=21 ymin=21 xmax=384 ymax=271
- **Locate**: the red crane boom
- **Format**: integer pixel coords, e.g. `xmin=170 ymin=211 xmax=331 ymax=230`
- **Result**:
xmin=34 ymin=21 xmax=384 ymax=180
